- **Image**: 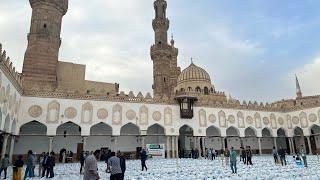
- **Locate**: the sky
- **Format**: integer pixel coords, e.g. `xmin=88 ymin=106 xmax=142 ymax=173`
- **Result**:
xmin=0 ymin=0 xmax=320 ymax=103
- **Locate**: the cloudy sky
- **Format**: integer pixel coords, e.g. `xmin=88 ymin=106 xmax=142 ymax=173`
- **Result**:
xmin=0 ymin=0 xmax=320 ymax=102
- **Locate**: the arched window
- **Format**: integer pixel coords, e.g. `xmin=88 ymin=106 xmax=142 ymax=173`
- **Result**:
xmin=180 ymin=88 xmax=185 ymax=92
xmin=195 ymin=87 xmax=201 ymax=93
xmin=188 ymin=87 xmax=192 ymax=91
xmin=204 ymin=87 xmax=209 ymax=95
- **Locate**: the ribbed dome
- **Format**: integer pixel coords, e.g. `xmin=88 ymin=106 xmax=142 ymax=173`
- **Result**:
xmin=177 ymin=63 xmax=211 ymax=85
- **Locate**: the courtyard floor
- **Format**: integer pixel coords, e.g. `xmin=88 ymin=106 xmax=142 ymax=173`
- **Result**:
xmin=8 ymin=155 xmax=320 ymax=180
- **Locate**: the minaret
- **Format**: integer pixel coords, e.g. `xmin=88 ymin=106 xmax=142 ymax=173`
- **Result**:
xmin=296 ymin=75 xmax=303 ymax=98
xmin=22 ymin=0 xmax=68 ymax=91
xmin=151 ymin=0 xmax=180 ymax=98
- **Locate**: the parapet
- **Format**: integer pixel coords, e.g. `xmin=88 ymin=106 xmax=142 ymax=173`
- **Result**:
xmin=29 ymin=0 xmax=68 ymax=15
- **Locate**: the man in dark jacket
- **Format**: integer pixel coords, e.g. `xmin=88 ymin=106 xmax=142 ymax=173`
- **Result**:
xmin=41 ymin=152 xmax=49 ymax=178
xmin=278 ymin=147 xmax=286 ymax=166
xmin=241 ymin=147 xmax=246 ymax=164
xmin=117 ymin=151 xmax=126 ymax=180
xmin=46 ymin=152 xmax=55 ymax=178
xmin=140 ymin=149 xmax=148 ymax=171
xmin=246 ymin=146 xmax=253 ymax=165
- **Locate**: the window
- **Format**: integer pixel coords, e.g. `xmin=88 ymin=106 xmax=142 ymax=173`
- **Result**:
xmin=43 ymin=23 xmax=47 ymax=28
xmin=196 ymin=87 xmax=201 ymax=92
xmin=204 ymin=87 xmax=209 ymax=95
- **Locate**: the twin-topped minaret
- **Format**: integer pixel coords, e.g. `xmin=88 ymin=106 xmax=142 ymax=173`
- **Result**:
xmin=151 ymin=0 xmax=181 ymax=99
xmin=22 ymin=0 xmax=68 ymax=91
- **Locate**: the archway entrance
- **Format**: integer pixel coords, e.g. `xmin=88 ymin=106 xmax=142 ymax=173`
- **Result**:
xmin=276 ymin=128 xmax=290 ymax=153
xmin=293 ymin=127 xmax=307 ymax=154
xmin=119 ymin=123 xmax=141 ymax=159
xmin=244 ymin=127 xmax=258 ymax=153
xmin=53 ymin=122 xmax=82 ymax=162
xmin=310 ymin=125 xmax=320 ymax=154
xmin=226 ymin=126 xmax=240 ymax=150
xmin=179 ymin=125 xmax=193 ymax=158
xmin=146 ymin=124 xmax=165 ymax=144
xmin=15 ymin=121 xmax=48 ymax=156
xmin=261 ymin=128 xmax=273 ymax=154
xmin=205 ymin=126 xmax=221 ymax=151
xmin=88 ymin=122 xmax=112 ymax=160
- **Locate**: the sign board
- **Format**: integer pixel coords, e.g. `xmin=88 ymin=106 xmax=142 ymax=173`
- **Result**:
xmin=146 ymin=144 xmax=165 ymax=159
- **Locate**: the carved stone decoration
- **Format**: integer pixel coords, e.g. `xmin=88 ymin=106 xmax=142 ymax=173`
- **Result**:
xmin=126 ymin=110 xmax=136 ymax=120
xmin=5 ymin=84 xmax=10 ymax=98
xmin=97 ymin=108 xmax=108 ymax=120
xmin=112 ymin=104 xmax=122 ymax=125
xmin=278 ymin=117 xmax=284 ymax=125
xmin=208 ymin=114 xmax=216 ymax=123
xmin=81 ymin=102 xmax=93 ymax=124
xmin=287 ymin=115 xmax=292 ymax=129
xmin=28 ymin=105 xmax=42 ymax=118
xmin=309 ymin=113 xmax=317 ymax=122
xmin=299 ymin=112 xmax=308 ymax=128
xmin=246 ymin=116 xmax=253 ymax=124
xmin=199 ymin=109 xmax=207 ymax=127
xmin=218 ymin=110 xmax=226 ymax=127
xmin=263 ymin=117 xmax=269 ymax=125
xmin=237 ymin=112 xmax=245 ymax=128
xmin=152 ymin=111 xmax=161 ymax=121
xmin=65 ymin=107 xmax=77 ymax=119
xmin=0 ymin=87 xmax=5 ymax=103
xmin=292 ymin=116 xmax=299 ymax=124
xmin=46 ymin=100 xmax=60 ymax=123
xmin=3 ymin=102 xmax=7 ymax=116
xmin=228 ymin=115 xmax=235 ymax=124
xmin=139 ymin=105 xmax=148 ymax=125
xmin=270 ymin=114 xmax=277 ymax=129
xmin=164 ymin=107 xmax=172 ymax=126
xmin=9 ymin=95 xmax=13 ymax=110
xmin=254 ymin=113 xmax=262 ymax=128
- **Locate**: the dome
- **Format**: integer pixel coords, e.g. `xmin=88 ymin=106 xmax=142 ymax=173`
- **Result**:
xmin=177 ymin=63 xmax=211 ymax=85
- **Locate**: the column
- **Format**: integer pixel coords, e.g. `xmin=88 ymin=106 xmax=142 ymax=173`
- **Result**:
xmin=273 ymin=137 xmax=277 ymax=150
xmin=9 ymin=136 xmax=15 ymax=163
xmin=240 ymin=137 xmax=244 ymax=148
xmin=175 ymin=136 xmax=179 ymax=158
xmin=1 ymin=134 xmax=8 ymax=159
xmin=82 ymin=136 xmax=88 ymax=152
xmin=307 ymin=136 xmax=312 ymax=155
xmin=288 ymin=138 xmax=293 ymax=154
xmin=258 ymin=137 xmax=262 ymax=155
xmin=291 ymin=137 xmax=296 ymax=154
xmin=221 ymin=137 xmax=225 ymax=149
xmin=201 ymin=137 xmax=206 ymax=157
xmin=141 ymin=136 xmax=145 ymax=149
xmin=171 ymin=136 xmax=175 ymax=158
xmin=197 ymin=137 xmax=201 ymax=156
xmin=48 ymin=136 xmax=54 ymax=153
xmin=114 ymin=136 xmax=118 ymax=152
xmin=166 ymin=136 xmax=171 ymax=158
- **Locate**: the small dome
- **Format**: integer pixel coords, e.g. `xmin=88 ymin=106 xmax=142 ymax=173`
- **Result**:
xmin=177 ymin=63 xmax=211 ymax=85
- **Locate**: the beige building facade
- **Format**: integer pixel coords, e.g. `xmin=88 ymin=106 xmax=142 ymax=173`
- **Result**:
xmin=0 ymin=0 xmax=319 ymax=161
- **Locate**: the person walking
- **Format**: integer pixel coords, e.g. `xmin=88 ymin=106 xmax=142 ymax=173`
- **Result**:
xmin=80 ymin=151 xmax=85 ymax=174
xmin=84 ymin=151 xmax=100 ymax=180
xmin=0 ymin=154 xmax=9 ymax=179
xmin=246 ymin=146 xmax=253 ymax=165
xmin=38 ymin=152 xmax=45 ymax=177
xmin=241 ymin=147 xmax=246 ymax=164
xmin=13 ymin=155 xmax=24 ymax=180
xmin=224 ymin=148 xmax=230 ymax=166
xmin=41 ymin=152 xmax=49 ymax=178
xmin=272 ymin=147 xmax=278 ymax=164
xmin=47 ymin=152 xmax=55 ymax=178
xmin=278 ymin=147 xmax=286 ymax=166
xmin=140 ymin=149 xmax=148 ymax=171
xmin=300 ymin=145 xmax=307 ymax=167
xmin=24 ymin=150 xmax=35 ymax=180
xmin=107 ymin=152 xmax=122 ymax=180
xmin=117 ymin=151 xmax=126 ymax=180
xmin=212 ymin=149 xmax=217 ymax=160
xmin=230 ymin=147 xmax=237 ymax=174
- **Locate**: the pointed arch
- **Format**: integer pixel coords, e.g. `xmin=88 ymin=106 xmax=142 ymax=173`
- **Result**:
xmin=293 ymin=126 xmax=304 ymax=137
xmin=90 ymin=122 xmax=112 ymax=136
xmin=56 ymin=121 xmax=81 ymax=136
xmin=206 ymin=125 xmax=221 ymax=137
xmin=226 ymin=126 xmax=239 ymax=137
xmin=19 ymin=120 xmax=47 ymax=135
xmin=147 ymin=123 xmax=165 ymax=135
xmin=277 ymin=128 xmax=287 ymax=137
xmin=262 ymin=127 xmax=272 ymax=137
xmin=179 ymin=124 xmax=194 ymax=136
xmin=11 ymin=119 xmax=16 ymax=135
xmin=310 ymin=124 xmax=320 ymax=135
xmin=244 ymin=127 xmax=257 ymax=137
xmin=120 ymin=123 xmax=140 ymax=135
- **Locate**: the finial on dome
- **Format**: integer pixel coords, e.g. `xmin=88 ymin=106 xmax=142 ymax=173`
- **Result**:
xmin=170 ymin=33 xmax=175 ymax=46
xmin=191 ymin=57 xmax=194 ymax=64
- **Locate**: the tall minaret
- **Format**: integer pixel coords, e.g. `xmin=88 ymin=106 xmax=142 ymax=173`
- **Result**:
xmin=22 ymin=0 xmax=68 ymax=91
xmin=296 ymin=75 xmax=303 ymax=98
xmin=151 ymin=0 xmax=180 ymax=98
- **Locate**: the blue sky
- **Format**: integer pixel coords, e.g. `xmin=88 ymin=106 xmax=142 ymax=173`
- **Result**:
xmin=0 ymin=0 xmax=319 ymax=102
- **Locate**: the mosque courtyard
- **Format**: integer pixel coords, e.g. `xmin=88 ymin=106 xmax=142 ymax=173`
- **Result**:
xmin=7 ymin=155 xmax=320 ymax=180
